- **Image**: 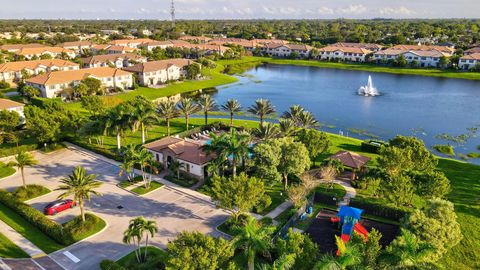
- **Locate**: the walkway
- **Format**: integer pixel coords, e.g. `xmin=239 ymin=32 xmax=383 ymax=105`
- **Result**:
xmin=265 ymin=201 xmax=293 ymax=219
xmin=0 ymin=220 xmax=44 ymax=258
xmin=332 ymin=179 xmax=356 ymax=207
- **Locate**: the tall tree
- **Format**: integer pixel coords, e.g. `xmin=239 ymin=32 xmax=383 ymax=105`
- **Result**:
xmin=103 ymin=104 xmax=132 ymax=149
xmin=56 ymin=166 xmax=102 ymax=221
xmin=156 ymin=99 xmax=178 ymax=136
xmin=297 ymin=129 xmax=330 ymax=165
xmin=253 ymin=122 xmax=281 ymax=141
xmin=221 ymin=99 xmax=241 ymax=126
xmin=297 ymin=111 xmax=319 ymax=129
xmin=247 ymin=98 xmax=276 ymax=125
xmin=177 ymin=98 xmax=199 ymax=130
xmin=278 ymin=118 xmax=297 ymax=137
xmin=384 ymin=229 xmax=436 ymax=268
xmin=166 ymin=231 xmax=234 ymax=270
xmin=123 ymin=217 xmax=158 ymax=263
xmin=8 ymin=151 xmax=38 ymax=188
xmin=282 ymin=105 xmax=305 ymax=125
xmin=129 ymin=96 xmax=158 ymax=144
xmin=197 ymin=94 xmax=217 ymax=125
xmin=234 ymin=216 xmax=275 ymax=270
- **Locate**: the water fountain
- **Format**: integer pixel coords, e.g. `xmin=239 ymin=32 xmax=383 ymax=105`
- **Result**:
xmin=358 ymin=75 xmax=380 ymax=96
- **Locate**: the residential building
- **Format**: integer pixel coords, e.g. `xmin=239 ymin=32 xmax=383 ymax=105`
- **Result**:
xmin=172 ymin=43 xmax=230 ymax=56
xmin=465 ymin=46 xmax=480 ymax=55
xmin=0 ymin=59 xmax=79 ymax=84
xmin=123 ymin=59 xmax=193 ymax=87
xmin=25 ymin=67 xmax=133 ymax=98
xmin=317 ymin=46 xmax=373 ymax=62
xmin=459 ymin=53 xmax=480 ymax=70
xmin=265 ymin=43 xmax=313 ymax=58
xmin=106 ymin=45 xmax=137 ymax=54
xmin=109 ymin=38 xmax=154 ymax=48
xmin=58 ymin=41 xmax=97 ymax=54
xmin=0 ymin=98 xmax=25 ymax=120
xmin=144 ymin=137 xmax=213 ymax=180
xmin=330 ymin=42 xmax=383 ymax=52
xmin=15 ymin=46 xmax=76 ymax=60
xmin=372 ymin=45 xmax=453 ymax=67
xmin=81 ymin=53 xmax=147 ymax=68
xmin=179 ymin=35 xmax=212 ymax=43
xmin=0 ymin=43 xmax=46 ymax=53
xmin=138 ymin=41 xmax=175 ymax=51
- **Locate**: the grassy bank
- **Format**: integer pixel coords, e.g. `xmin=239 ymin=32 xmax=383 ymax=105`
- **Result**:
xmin=0 ymin=162 xmax=15 ymax=179
xmin=0 ymin=232 xmax=29 ymax=258
xmin=220 ymin=56 xmax=480 ymax=81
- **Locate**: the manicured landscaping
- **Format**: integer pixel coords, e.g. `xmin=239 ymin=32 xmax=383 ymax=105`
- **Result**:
xmin=62 ymin=213 xmax=107 ymax=243
xmin=315 ymin=183 xmax=346 ymax=199
xmin=256 ymin=182 xmax=287 ymax=215
xmin=0 ymin=202 xmax=65 ymax=253
xmin=118 ymin=175 xmax=144 ymax=188
xmin=164 ymin=173 xmax=198 ymax=187
xmin=0 ymin=232 xmax=29 ymax=258
xmin=0 ymin=162 xmax=15 ymax=179
xmin=273 ymin=205 xmax=296 ymax=227
xmin=11 ymin=184 xmax=51 ymax=201
xmin=131 ymin=181 xmax=164 ymax=195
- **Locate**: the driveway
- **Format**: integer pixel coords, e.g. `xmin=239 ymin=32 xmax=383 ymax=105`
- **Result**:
xmin=0 ymin=146 xmax=229 ymax=270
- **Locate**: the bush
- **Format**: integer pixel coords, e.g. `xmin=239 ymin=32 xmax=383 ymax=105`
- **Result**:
xmin=433 ymin=144 xmax=455 ymax=156
xmin=361 ymin=140 xmax=387 ymax=154
xmin=12 ymin=184 xmax=51 ymax=201
xmin=100 ymin=260 xmax=126 ymax=270
xmin=63 ymin=213 xmax=106 ymax=242
xmin=350 ymin=198 xmax=410 ymax=221
xmin=0 ymin=81 xmax=10 ymax=89
xmin=313 ymin=192 xmax=338 ymax=206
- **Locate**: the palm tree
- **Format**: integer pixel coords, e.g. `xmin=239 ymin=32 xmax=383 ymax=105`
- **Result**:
xmin=169 ymin=160 xmax=185 ymax=180
xmin=247 ymin=99 xmax=275 ymax=125
xmin=222 ymin=99 xmax=242 ymax=126
xmin=56 ymin=166 xmax=102 ymax=222
xmin=130 ymin=96 xmax=158 ymax=144
xmin=253 ymin=122 xmax=281 ymax=141
xmin=156 ymin=100 xmax=178 ymax=136
xmin=282 ymin=105 xmax=305 ymax=125
xmin=314 ymin=236 xmax=362 ymax=270
xmin=278 ymin=118 xmax=297 ymax=137
xmin=177 ymin=98 xmax=199 ymax=130
xmin=136 ymin=147 xmax=156 ymax=188
xmin=197 ymin=94 xmax=217 ymax=125
xmin=9 ymin=151 xmax=38 ymax=188
xmin=257 ymin=254 xmax=296 ymax=270
xmin=123 ymin=217 xmax=158 ymax=263
xmin=103 ymin=104 xmax=131 ymax=150
xmin=298 ymin=111 xmax=319 ymax=129
xmin=234 ymin=216 xmax=275 ymax=270
xmin=385 ymin=229 xmax=436 ymax=268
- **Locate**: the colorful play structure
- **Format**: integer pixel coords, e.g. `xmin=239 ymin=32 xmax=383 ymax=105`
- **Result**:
xmin=331 ymin=206 xmax=369 ymax=255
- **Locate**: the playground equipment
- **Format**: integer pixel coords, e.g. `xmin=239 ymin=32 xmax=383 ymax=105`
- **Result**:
xmin=330 ymin=206 xmax=369 ymax=255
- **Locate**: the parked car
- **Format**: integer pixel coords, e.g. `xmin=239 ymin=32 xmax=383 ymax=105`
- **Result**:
xmin=44 ymin=199 xmax=76 ymax=215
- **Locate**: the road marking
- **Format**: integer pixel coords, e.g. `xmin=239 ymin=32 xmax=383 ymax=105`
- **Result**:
xmin=0 ymin=260 xmax=12 ymax=270
xmin=63 ymin=251 xmax=80 ymax=263
xmin=31 ymin=259 xmax=46 ymax=270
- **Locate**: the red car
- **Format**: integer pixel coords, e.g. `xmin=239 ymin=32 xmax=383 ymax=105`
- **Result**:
xmin=44 ymin=199 xmax=76 ymax=215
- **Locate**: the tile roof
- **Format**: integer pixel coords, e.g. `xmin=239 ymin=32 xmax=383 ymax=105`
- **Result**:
xmin=0 ymin=43 xmax=46 ymax=51
xmin=0 ymin=59 xmax=79 ymax=73
xmin=331 ymin=42 xmax=383 ymax=50
xmin=465 ymin=47 xmax=480 ymax=54
xmin=144 ymin=137 xmax=213 ymax=165
xmin=329 ymin=151 xmax=371 ymax=169
xmin=123 ymin=58 xmax=192 ymax=73
xmin=107 ymin=45 xmax=136 ymax=52
xmin=81 ymin=53 xmax=146 ymax=65
xmin=15 ymin=46 xmax=74 ymax=56
xmin=0 ymin=98 xmax=24 ymax=110
xmin=58 ymin=41 xmax=96 ymax=48
xmin=319 ymin=45 xmax=372 ymax=54
xmin=460 ymin=53 xmax=480 ymax=60
xmin=109 ymin=38 xmax=154 ymax=45
xmin=390 ymin=44 xmax=454 ymax=54
xmin=25 ymin=67 xmax=132 ymax=85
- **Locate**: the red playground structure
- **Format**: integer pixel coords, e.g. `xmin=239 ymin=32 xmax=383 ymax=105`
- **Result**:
xmin=330 ymin=206 xmax=369 ymax=255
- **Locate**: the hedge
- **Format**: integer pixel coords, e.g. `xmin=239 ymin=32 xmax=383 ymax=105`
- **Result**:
xmin=313 ymin=192 xmax=338 ymax=206
xmin=349 ymin=198 xmax=410 ymax=221
xmin=361 ymin=140 xmax=387 ymax=154
xmin=100 ymin=260 xmax=126 ymax=270
xmin=0 ymin=190 xmax=74 ymax=245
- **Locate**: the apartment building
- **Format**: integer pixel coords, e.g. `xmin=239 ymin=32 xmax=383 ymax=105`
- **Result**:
xmin=0 ymin=59 xmax=79 ymax=84
xmin=15 ymin=46 xmax=76 ymax=60
xmin=459 ymin=53 xmax=480 ymax=70
xmin=81 ymin=53 xmax=147 ymax=68
xmin=317 ymin=46 xmax=373 ymax=62
xmin=372 ymin=45 xmax=453 ymax=67
xmin=123 ymin=59 xmax=193 ymax=87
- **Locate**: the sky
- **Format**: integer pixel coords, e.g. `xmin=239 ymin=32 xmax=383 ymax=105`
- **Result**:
xmin=0 ymin=0 xmax=478 ymax=20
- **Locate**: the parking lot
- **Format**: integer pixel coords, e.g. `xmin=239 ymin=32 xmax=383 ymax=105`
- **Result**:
xmin=0 ymin=145 xmax=229 ymax=270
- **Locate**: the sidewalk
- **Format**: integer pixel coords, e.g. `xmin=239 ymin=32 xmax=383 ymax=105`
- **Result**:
xmin=265 ymin=201 xmax=292 ymax=219
xmin=0 ymin=220 xmax=45 ymax=258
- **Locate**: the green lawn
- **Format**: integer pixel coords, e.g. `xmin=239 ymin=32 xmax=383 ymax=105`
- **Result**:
xmin=0 ymin=232 xmax=29 ymax=258
xmin=0 ymin=162 xmax=15 ymax=179
xmin=0 ymin=203 xmax=65 ymax=253
xmin=164 ymin=174 xmax=198 ymax=188
xmin=131 ymin=181 xmax=164 ymax=195
xmin=12 ymin=184 xmax=51 ymax=202
xmin=315 ymin=183 xmax=347 ymax=199
xmin=118 ymin=176 xmax=144 ymax=188
xmin=273 ymin=206 xmax=296 ymax=227
xmin=117 ymin=246 xmax=169 ymax=269
xmin=257 ymin=182 xmax=287 ymax=215
xmin=63 ymin=213 xmax=107 ymax=243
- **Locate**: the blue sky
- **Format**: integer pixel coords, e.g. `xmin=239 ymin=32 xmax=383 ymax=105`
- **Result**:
xmin=0 ymin=0 xmax=478 ymax=19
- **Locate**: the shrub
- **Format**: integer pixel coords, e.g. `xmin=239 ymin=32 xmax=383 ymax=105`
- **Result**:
xmin=100 ymin=260 xmax=126 ymax=270
xmin=433 ymin=144 xmax=455 ymax=156
xmin=313 ymin=192 xmax=338 ymax=206
xmin=350 ymin=198 xmax=410 ymax=221
xmin=12 ymin=184 xmax=51 ymax=201
xmin=0 ymin=81 xmax=10 ymax=89
xmin=63 ymin=213 xmax=106 ymax=242
xmin=361 ymin=140 xmax=387 ymax=154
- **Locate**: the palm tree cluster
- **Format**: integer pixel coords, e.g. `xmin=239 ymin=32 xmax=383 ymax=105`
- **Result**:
xmin=119 ymin=144 xmax=157 ymax=188
xmin=123 ymin=217 xmax=158 ymax=263
xmin=8 ymin=151 xmax=38 ymax=188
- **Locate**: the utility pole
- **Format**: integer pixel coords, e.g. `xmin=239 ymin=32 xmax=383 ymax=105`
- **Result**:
xmin=170 ymin=0 xmax=175 ymax=29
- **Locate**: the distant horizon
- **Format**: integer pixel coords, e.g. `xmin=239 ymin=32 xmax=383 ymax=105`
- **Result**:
xmin=0 ymin=18 xmax=479 ymax=21
xmin=0 ymin=0 xmax=479 ymax=20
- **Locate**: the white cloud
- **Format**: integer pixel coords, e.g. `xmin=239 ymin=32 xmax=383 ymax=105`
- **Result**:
xmin=379 ymin=6 xmax=416 ymax=16
xmin=336 ymin=4 xmax=367 ymax=15
xmin=317 ymin=7 xmax=334 ymax=15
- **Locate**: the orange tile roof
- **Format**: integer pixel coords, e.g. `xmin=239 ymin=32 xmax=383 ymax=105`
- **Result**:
xmin=15 ymin=46 xmax=74 ymax=56
xmin=0 ymin=43 xmax=46 ymax=51
xmin=460 ymin=53 xmax=480 ymax=60
xmin=465 ymin=47 xmax=480 ymax=54
xmin=329 ymin=151 xmax=370 ymax=169
xmin=109 ymin=38 xmax=154 ymax=45
xmin=0 ymin=59 xmax=79 ymax=73
xmin=144 ymin=137 xmax=213 ymax=165
xmin=319 ymin=45 xmax=372 ymax=54
xmin=332 ymin=42 xmax=383 ymax=51
xmin=390 ymin=44 xmax=454 ymax=54
xmin=123 ymin=58 xmax=192 ymax=73
xmin=0 ymin=98 xmax=24 ymax=110
xmin=107 ymin=45 xmax=136 ymax=52
xmin=58 ymin=41 xmax=96 ymax=48
xmin=25 ymin=67 xmax=132 ymax=85
xmin=81 ymin=53 xmax=146 ymax=65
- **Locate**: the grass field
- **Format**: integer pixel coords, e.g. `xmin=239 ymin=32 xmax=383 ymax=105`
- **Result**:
xmin=0 ymin=203 xmax=65 ymax=253
xmin=0 ymin=162 xmax=15 ymax=179
xmin=131 ymin=181 xmax=164 ymax=195
xmin=116 ymin=246 xmax=168 ymax=268
xmin=0 ymin=232 xmax=29 ymax=258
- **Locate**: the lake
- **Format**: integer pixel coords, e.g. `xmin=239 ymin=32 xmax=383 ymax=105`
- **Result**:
xmin=208 ymin=64 xmax=480 ymax=162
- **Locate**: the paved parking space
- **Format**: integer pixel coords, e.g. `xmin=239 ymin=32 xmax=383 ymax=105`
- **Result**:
xmin=0 ymin=146 xmax=229 ymax=270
